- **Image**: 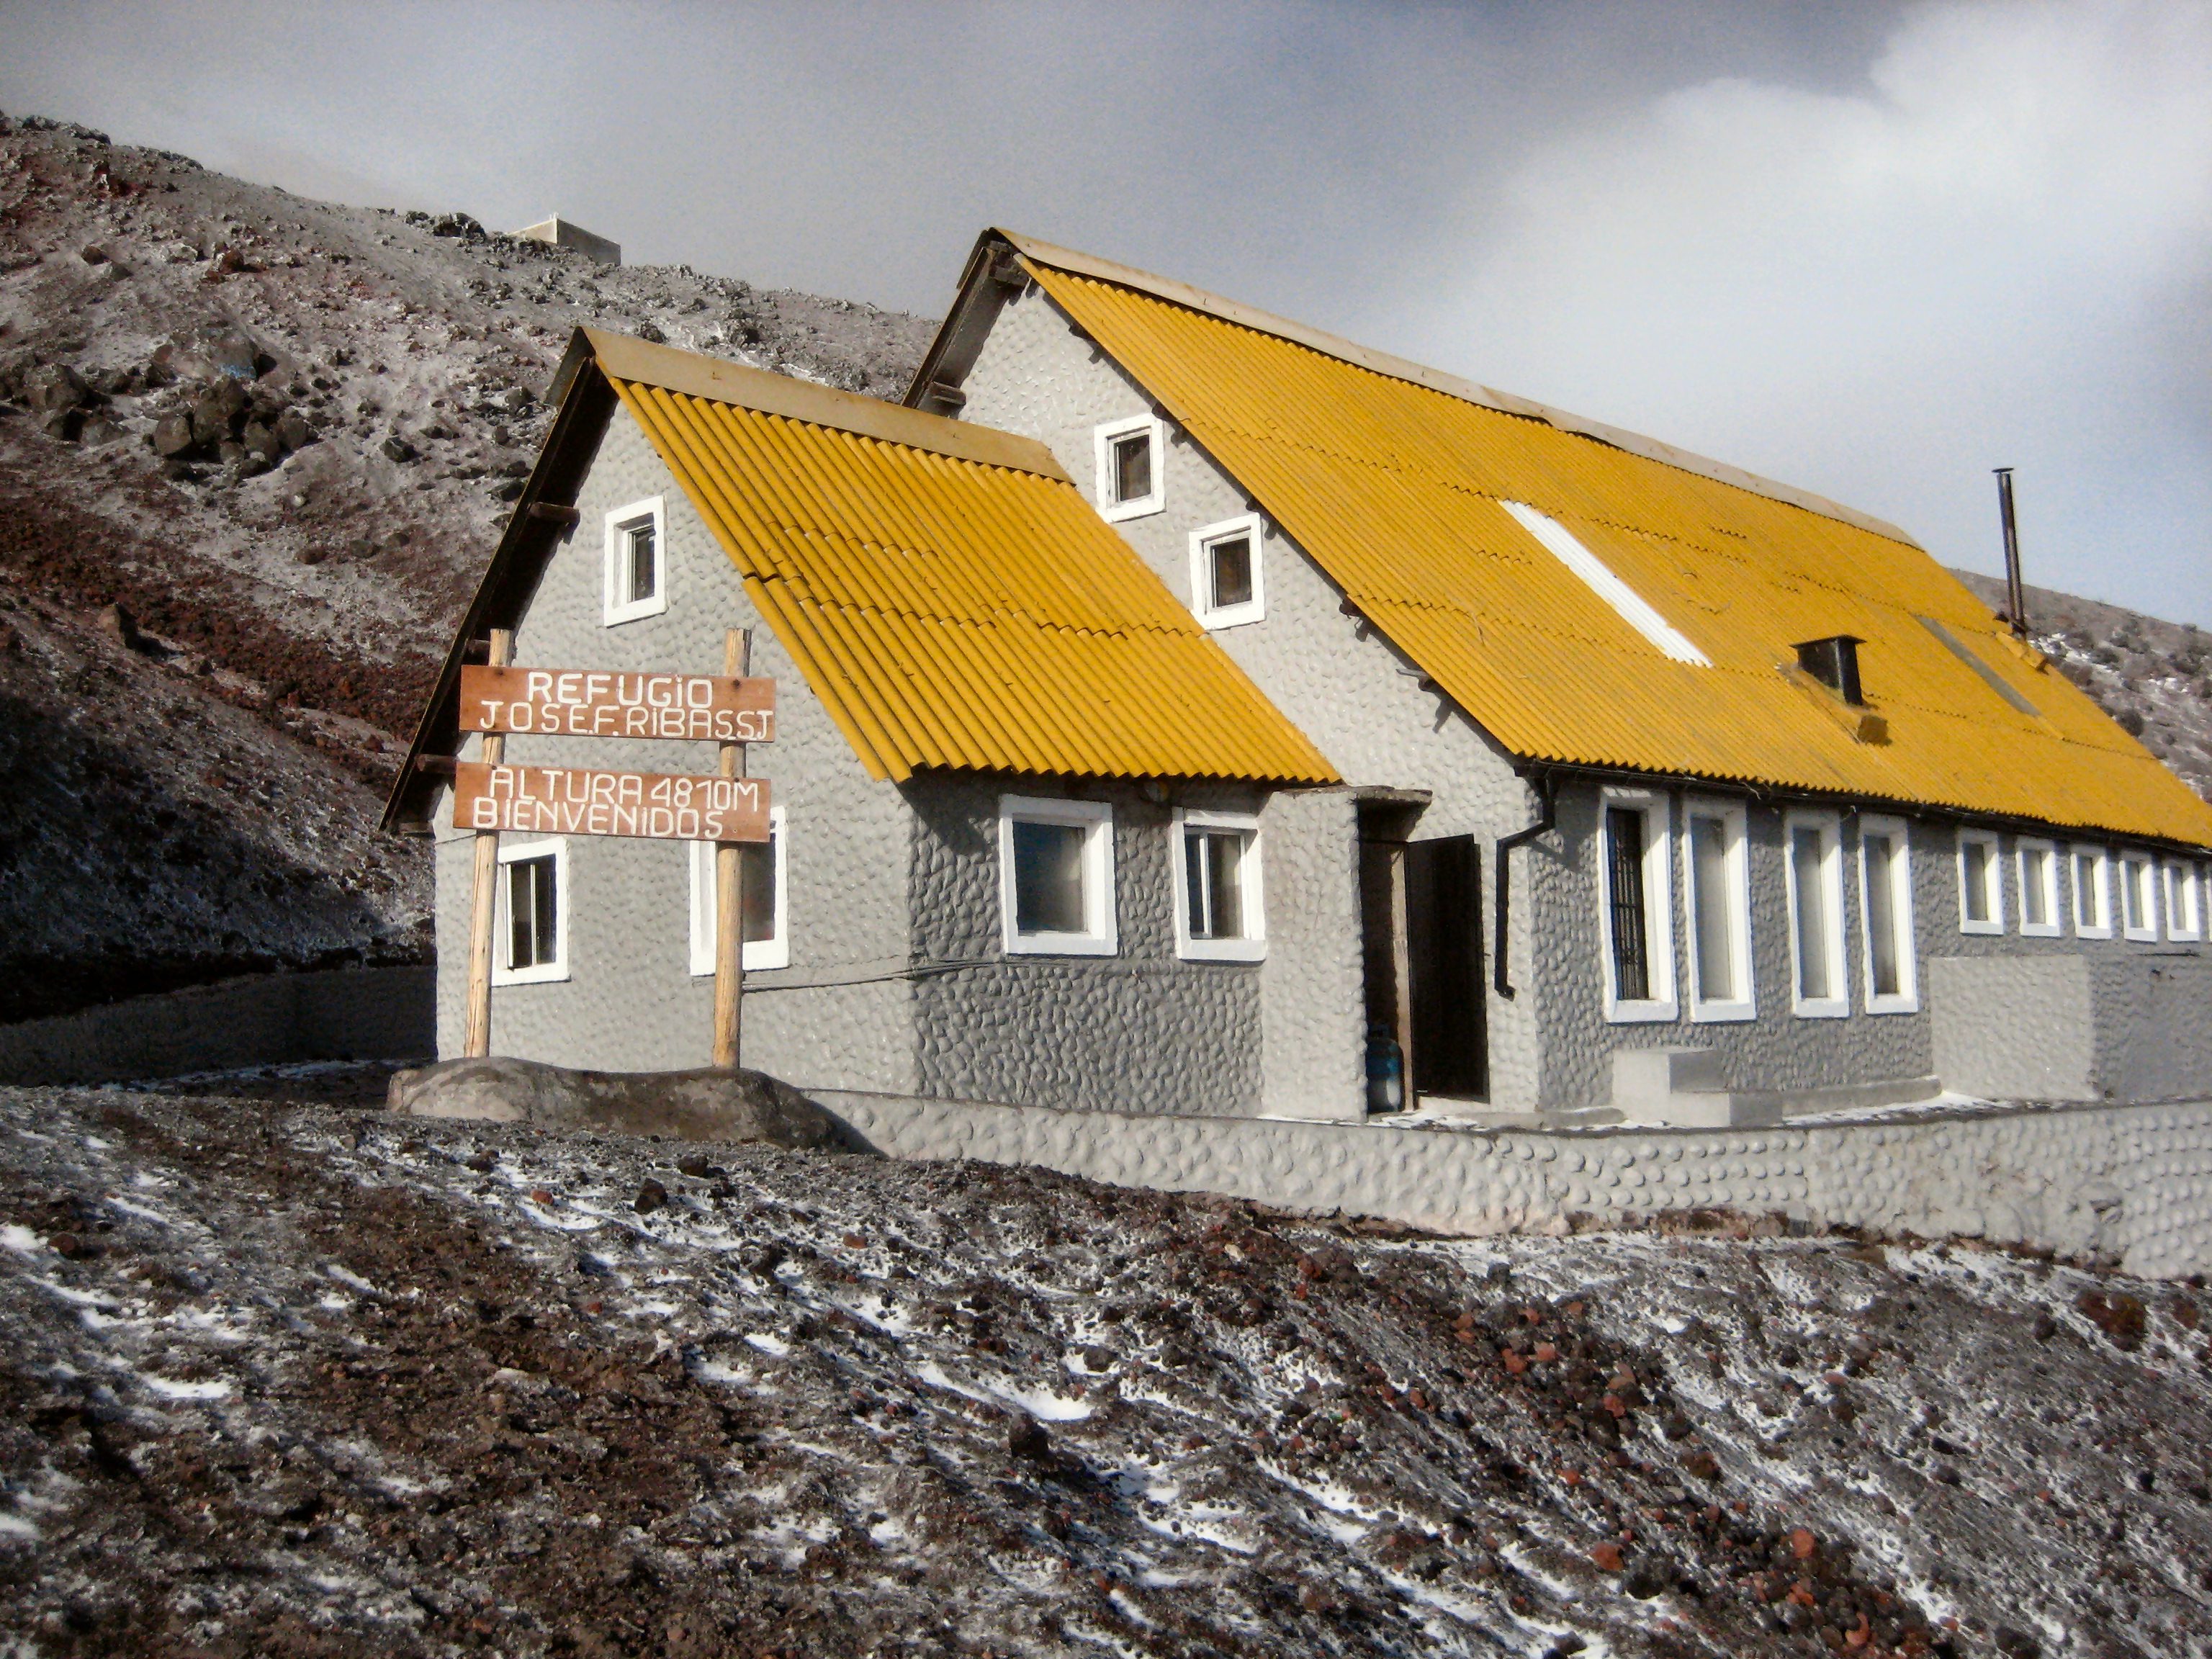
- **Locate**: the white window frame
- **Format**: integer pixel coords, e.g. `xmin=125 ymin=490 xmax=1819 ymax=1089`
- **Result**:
xmin=1092 ymin=414 xmax=1165 ymax=523
xmin=1170 ymin=808 xmax=1267 ymax=962
xmin=1679 ymin=797 xmax=1753 ymax=1022
xmin=1955 ymin=830 xmax=2005 ymax=935
xmin=2118 ymin=850 xmax=2161 ymax=942
xmin=998 ymin=795 xmax=1118 ymax=957
xmin=1856 ymin=814 xmax=1919 ymax=1015
xmin=1596 ymin=787 xmax=1678 ymax=1023
xmin=688 ymin=805 xmax=789 ymax=974
xmin=2164 ymin=860 xmax=2204 ymax=943
xmin=1187 ymin=513 xmax=1267 ymax=631
xmin=2070 ymin=844 xmax=2113 ymax=940
xmin=1783 ymin=809 xmax=1850 ymax=1019
xmin=493 ymin=836 xmax=569 ymax=986
xmin=2015 ymin=838 xmax=2062 ymax=938
xmin=602 ymin=495 xmax=667 ymax=626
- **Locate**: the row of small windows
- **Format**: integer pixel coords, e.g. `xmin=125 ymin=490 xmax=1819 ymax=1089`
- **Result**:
xmin=1957 ymin=835 xmax=2204 ymax=943
xmin=1092 ymin=415 xmax=1267 ymax=632
xmin=489 ymin=799 xmax=1266 ymax=985
xmin=1599 ymin=799 xmax=2210 ymax=1025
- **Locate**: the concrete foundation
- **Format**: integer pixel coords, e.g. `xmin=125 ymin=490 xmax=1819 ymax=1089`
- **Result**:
xmin=810 ymin=1086 xmax=2212 ymax=1280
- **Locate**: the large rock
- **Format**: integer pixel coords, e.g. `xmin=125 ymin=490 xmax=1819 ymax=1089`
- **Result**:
xmin=386 ymin=1056 xmax=851 ymax=1151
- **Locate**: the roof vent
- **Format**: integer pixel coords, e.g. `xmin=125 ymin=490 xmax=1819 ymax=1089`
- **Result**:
xmin=1795 ymin=636 xmax=1866 ymax=705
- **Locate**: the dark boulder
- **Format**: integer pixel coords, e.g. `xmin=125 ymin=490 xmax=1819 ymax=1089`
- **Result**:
xmin=387 ymin=1056 xmax=854 ymax=1152
xmin=22 ymin=363 xmax=88 ymax=413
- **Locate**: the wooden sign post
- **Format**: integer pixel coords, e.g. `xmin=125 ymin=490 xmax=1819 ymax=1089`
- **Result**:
xmin=452 ymin=626 xmax=774 ymax=1068
xmin=713 ymin=629 xmax=749 ymax=1069
xmin=462 ymin=628 xmax=513 ymax=1058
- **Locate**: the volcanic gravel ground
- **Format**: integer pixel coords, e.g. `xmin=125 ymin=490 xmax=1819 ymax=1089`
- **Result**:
xmin=4 ymin=1087 xmax=2211 ymax=1657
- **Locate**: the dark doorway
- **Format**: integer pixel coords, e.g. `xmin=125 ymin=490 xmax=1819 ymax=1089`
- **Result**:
xmin=1406 ymin=835 xmax=1485 ymax=1099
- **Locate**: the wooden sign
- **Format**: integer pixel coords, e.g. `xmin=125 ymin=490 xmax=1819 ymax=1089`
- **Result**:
xmin=458 ymin=665 xmax=775 ymax=744
xmin=454 ymin=761 xmax=769 ymax=842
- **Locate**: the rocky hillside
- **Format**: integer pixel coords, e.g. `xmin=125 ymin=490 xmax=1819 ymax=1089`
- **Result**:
xmin=0 ymin=111 xmax=932 ymax=1021
xmin=1951 ymin=570 xmax=2212 ymax=804
xmin=5 ymin=1080 xmax=2211 ymax=1658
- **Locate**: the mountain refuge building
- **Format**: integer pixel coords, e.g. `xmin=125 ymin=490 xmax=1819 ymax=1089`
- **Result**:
xmin=387 ymin=233 xmax=2212 ymax=1125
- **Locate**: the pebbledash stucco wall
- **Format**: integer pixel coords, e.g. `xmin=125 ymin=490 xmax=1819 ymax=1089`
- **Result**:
xmin=956 ymin=284 xmax=2212 ymax=1115
xmin=434 ymin=408 xmax=917 ymax=1092
xmin=812 ymin=1087 xmax=2212 ymax=1280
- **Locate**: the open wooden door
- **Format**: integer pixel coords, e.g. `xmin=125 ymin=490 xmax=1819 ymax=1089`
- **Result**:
xmin=1405 ymin=835 xmax=1486 ymax=1100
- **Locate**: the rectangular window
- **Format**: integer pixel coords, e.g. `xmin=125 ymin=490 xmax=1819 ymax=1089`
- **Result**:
xmin=2120 ymin=852 xmax=2159 ymax=940
xmin=2070 ymin=845 xmax=2113 ymax=939
xmin=1784 ymin=811 xmax=1848 ymax=1017
xmin=1187 ymin=514 xmax=1266 ymax=629
xmin=2016 ymin=840 xmax=2061 ymax=937
xmin=1956 ymin=831 xmax=2004 ymax=935
xmin=1173 ymin=809 xmax=1266 ymax=961
xmin=2165 ymin=860 xmax=2204 ymax=943
xmin=1093 ymin=414 xmax=1165 ymax=522
xmin=493 ymin=837 xmax=568 ymax=985
xmin=1598 ymin=789 xmax=1676 ymax=1021
xmin=688 ymin=806 xmax=789 ymax=974
xmin=1858 ymin=815 xmax=1917 ymax=1014
xmin=1681 ymin=799 xmax=1753 ymax=1021
xmin=998 ymin=796 xmax=1117 ymax=956
xmin=602 ymin=495 xmax=667 ymax=624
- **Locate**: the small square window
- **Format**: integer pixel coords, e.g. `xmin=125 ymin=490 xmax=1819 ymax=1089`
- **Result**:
xmin=998 ymin=796 xmax=1116 ymax=956
xmin=1174 ymin=809 xmax=1265 ymax=961
xmin=2119 ymin=852 xmax=2159 ymax=941
xmin=1092 ymin=414 xmax=1165 ymax=522
xmin=1599 ymin=789 xmax=1677 ymax=1022
xmin=1858 ymin=815 xmax=1917 ymax=1014
xmin=494 ymin=837 xmax=568 ymax=985
xmin=2016 ymin=840 xmax=2061 ymax=937
xmin=1187 ymin=514 xmax=1266 ymax=629
xmin=689 ymin=806 xmax=789 ymax=974
xmin=1785 ymin=811 xmax=1848 ymax=1017
xmin=2165 ymin=860 xmax=2204 ymax=943
xmin=1956 ymin=831 xmax=2004 ymax=935
xmin=602 ymin=495 xmax=667 ymax=624
xmin=1681 ymin=798 xmax=1753 ymax=1021
xmin=2070 ymin=845 xmax=2113 ymax=939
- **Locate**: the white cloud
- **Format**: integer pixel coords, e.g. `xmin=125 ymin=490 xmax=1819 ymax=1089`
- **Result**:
xmin=1382 ymin=0 xmax=2212 ymax=623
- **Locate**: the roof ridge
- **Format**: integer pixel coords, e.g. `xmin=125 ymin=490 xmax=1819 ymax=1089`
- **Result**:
xmin=578 ymin=327 xmax=1070 ymax=483
xmin=993 ymin=230 xmax=1920 ymax=547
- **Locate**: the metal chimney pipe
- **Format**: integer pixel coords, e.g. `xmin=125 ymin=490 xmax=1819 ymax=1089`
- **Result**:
xmin=1995 ymin=467 xmax=2026 ymax=639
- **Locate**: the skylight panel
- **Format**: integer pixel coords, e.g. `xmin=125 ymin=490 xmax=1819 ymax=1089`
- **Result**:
xmin=1498 ymin=500 xmax=1711 ymax=667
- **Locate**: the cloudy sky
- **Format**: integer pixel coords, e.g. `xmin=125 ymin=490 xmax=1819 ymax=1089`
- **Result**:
xmin=5 ymin=1 xmax=2208 ymax=622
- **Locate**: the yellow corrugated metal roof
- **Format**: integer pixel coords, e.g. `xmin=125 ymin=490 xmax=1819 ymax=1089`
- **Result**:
xmin=1013 ymin=253 xmax=2212 ymax=849
xmin=591 ymin=337 xmax=1336 ymax=787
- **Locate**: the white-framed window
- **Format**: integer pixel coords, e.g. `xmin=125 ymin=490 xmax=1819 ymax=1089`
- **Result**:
xmin=2016 ymin=839 xmax=2062 ymax=938
xmin=2164 ymin=860 xmax=2204 ymax=943
xmin=1784 ymin=810 xmax=1849 ymax=1018
xmin=602 ymin=495 xmax=667 ymax=625
xmin=998 ymin=796 xmax=1117 ymax=956
xmin=1597 ymin=788 xmax=1677 ymax=1022
xmin=1172 ymin=808 xmax=1265 ymax=961
xmin=2118 ymin=851 xmax=2160 ymax=941
xmin=1857 ymin=814 xmax=1917 ymax=1015
xmin=493 ymin=837 xmax=568 ymax=985
xmin=1187 ymin=514 xmax=1266 ymax=630
xmin=1680 ymin=797 xmax=1753 ymax=1022
xmin=1956 ymin=830 xmax=2005 ymax=935
xmin=2069 ymin=844 xmax=2113 ymax=940
xmin=1092 ymin=414 xmax=1164 ymax=522
xmin=688 ymin=805 xmax=788 ymax=974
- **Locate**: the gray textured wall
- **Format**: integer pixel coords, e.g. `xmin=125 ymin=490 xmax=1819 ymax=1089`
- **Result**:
xmin=434 ymin=408 xmax=917 ymax=1092
xmin=1932 ymin=953 xmax=2212 ymax=1102
xmin=813 ymin=1086 xmax=2212 ymax=1281
xmin=1258 ymin=788 xmax=1367 ymax=1120
xmin=904 ymin=774 xmax=1264 ymax=1117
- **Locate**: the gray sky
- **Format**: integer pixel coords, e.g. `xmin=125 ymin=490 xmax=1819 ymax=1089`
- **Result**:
xmin=5 ymin=1 xmax=2208 ymax=623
